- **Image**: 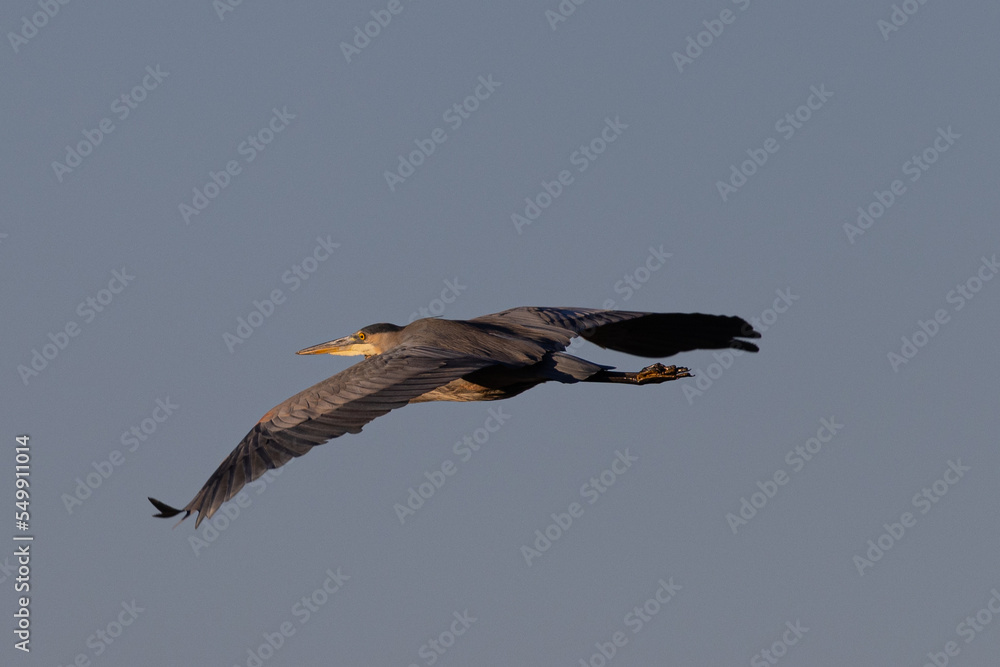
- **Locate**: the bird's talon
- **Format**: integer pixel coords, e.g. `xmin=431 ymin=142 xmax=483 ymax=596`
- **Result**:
xmin=636 ymin=363 xmax=685 ymax=383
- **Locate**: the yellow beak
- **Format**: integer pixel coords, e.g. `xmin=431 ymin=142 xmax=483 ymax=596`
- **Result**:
xmin=295 ymin=335 xmax=359 ymax=356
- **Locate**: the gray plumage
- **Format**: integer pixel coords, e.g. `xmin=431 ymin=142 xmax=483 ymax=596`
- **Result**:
xmin=149 ymin=306 xmax=759 ymax=527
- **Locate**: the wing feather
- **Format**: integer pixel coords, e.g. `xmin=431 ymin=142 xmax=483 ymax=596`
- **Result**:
xmin=472 ymin=307 xmax=760 ymax=356
xmin=149 ymin=347 xmax=492 ymax=527
xmin=470 ymin=306 xmax=641 ymax=346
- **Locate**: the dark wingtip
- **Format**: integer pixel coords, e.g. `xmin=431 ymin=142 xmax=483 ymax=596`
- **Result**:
xmin=738 ymin=321 xmax=763 ymax=340
xmin=734 ymin=319 xmax=762 ymax=352
xmin=149 ymin=497 xmax=184 ymax=518
xmin=149 ymin=497 xmax=193 ymax=528
xmin=731 ymin=339 xmax=760 ymax=353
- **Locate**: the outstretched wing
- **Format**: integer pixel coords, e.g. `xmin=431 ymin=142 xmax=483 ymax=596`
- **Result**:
xmin=471 ymin=306 xmax=638 ymax=347
xmin=149 ymin=347 xmax=492 ymax=527
xmin=580 ymin=312 xmax=760 ymax=357
xmin=472 ymin=307 xmax=760 ymax=357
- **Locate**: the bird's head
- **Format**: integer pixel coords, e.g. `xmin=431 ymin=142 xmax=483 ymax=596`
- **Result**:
xmin=296 ymin=323 xmax=403 ymax=358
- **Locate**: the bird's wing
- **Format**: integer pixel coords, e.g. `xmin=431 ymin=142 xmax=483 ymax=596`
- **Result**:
xmin=470 ymin=307 xmax=642 ymax=346
xmin=472 ymin=307 xmax=760 ymax=358
xmin=149 ymin=347 xmax=493 ymax=527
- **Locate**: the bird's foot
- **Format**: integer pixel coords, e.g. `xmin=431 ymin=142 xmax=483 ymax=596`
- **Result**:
xmin=635 ymin=363 xmax=691 ymax=384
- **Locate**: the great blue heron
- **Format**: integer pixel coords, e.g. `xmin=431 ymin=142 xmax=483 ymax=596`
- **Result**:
xmin=149 ymin=306 xmax=759 ymax=527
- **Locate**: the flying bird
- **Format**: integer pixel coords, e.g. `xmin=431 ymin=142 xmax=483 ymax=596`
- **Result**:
xmin=149 ymin=307 xmax=760 ymax=527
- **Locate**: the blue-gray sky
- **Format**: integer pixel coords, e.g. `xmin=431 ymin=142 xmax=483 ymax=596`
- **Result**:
xmin=3 ymin=2 xmax=999 ymax=665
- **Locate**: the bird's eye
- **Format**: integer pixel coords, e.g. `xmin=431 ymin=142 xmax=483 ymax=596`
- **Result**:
xmin=357 ymin=332 xmax=365 ymax=340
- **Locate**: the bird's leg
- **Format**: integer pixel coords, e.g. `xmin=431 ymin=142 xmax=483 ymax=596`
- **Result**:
xmin=584 ymin=363 xmax=692 ymax=385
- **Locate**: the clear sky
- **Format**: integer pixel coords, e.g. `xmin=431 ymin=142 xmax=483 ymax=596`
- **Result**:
xmin=3 ymin=2 xmax=999 ymax=665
